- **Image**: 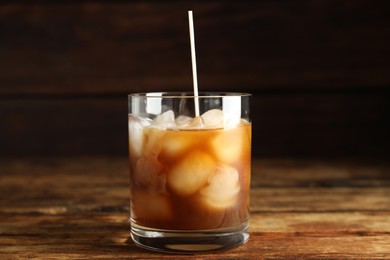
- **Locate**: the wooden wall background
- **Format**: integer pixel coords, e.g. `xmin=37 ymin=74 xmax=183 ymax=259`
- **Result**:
xmin=0 ymin=1 xmax=389 ymax=158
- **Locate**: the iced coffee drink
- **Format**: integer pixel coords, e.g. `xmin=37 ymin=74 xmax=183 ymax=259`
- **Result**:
xmin=128 ymin=92 xmax=251 ymax=253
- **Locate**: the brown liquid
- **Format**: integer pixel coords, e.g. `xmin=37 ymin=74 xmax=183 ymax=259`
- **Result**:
xmin=129 ymin=121 xmax=251 ymax=230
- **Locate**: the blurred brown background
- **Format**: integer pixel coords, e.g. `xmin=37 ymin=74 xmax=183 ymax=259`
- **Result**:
xmin=0 ymin=1 xmax=389 ymax=158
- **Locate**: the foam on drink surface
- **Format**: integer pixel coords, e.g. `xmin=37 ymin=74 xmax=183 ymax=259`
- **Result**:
xmin=128 ymin=109 xmax=251 ymax=230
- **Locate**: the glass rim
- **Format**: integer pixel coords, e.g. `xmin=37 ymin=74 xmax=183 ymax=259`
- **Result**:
xmin=128 ymin=92 xmax=252 ymax=98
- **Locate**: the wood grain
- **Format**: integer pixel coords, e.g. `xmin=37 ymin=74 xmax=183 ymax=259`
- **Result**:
xmin=0 ymin=1 xmax=390 ymax=94
xmin=0 ymin=157 xmax=389 ymax=258
xmin=1 ymin=1 xmax=389 ymax=158
xmin=1 ymin=92 xmax=389 ymax=157
xmin=1 ymin=1 xmax=390 ymax=257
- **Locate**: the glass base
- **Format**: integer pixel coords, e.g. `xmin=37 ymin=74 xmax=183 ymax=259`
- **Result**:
xmin=130 ymin=222 xmax=249 ymax=254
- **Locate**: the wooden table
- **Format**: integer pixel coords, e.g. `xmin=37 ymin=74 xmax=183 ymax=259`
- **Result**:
xmin=1 ymin=157 xmax=389 ymax=259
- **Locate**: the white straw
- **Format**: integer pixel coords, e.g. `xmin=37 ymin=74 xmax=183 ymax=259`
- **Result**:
xmin=188 ymin=10 xmax=200 ymax=117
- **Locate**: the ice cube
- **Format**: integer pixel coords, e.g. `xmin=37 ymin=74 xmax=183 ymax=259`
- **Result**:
xmin=210 ymin=126 xmax=247 ymax=164
xmin=178 ymin=116 xmax=204 ymax=129
xmin=131 ymin=190 xmax=172 ymax=221
xmin=167 ymin=151 xmax=215 ymax=196
xmin=143 ymin=127 xmax=165 ymax=157
xmin=223 ymin=111 xmax=241 ymax=129
xmin=200 ymin=165 xmax=240 ymax=209
xmin=201 ymin=109 xmax=224 ymax=128
xmin=175 ymin=115 xmax=192 ymax=126
xmin=159 ymin=131 xmax=193 ymax=162
xmin=154 ymin=110 xmax=176 ymax=128
xmin=134 ymin=156 xmax=166 ymax=193
xmin=201 ymin=109 xmax=242 ymax=129
xmin=128 ymin=115 xmax=152 ymax=158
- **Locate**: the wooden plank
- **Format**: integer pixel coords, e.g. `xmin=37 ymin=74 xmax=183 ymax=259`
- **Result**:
xmin=0 ymin=157 xmax=389 ymax=258
xmin=251 ymin=159 xmax=390 ymax=187
xmin=2 ymin=178 xmax=389 ymax=214
xmin=0 ymin=213 xmax=389 ymax=258
xmin=251 ymin=92 xmax=390 ymax=158
xmin=251 ymin=188 xmax=390 ymax=212
xmin=1 ymin=157 xmax=389 ymax=214
xmin=1 ymin=92 xmax=389 ymax=157
xmin=1 ymin=1 xmax=390 ymax=94
xmin=1 ymin=236 xmax=389 ymax=259
xmin=0 ymin=98 xmax=128 ymax=156
xmin=1 ymin=212 xmax=389 ymax=238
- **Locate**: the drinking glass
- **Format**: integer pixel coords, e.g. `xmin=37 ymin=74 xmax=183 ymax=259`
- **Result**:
xmin=128 ymin=92 xmax=251 ymax=253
